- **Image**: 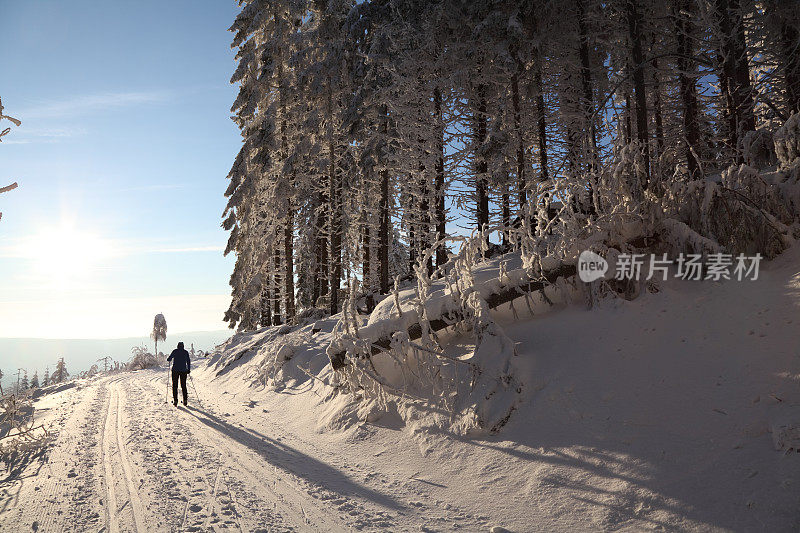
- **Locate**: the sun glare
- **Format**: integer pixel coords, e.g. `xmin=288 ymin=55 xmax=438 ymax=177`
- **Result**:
xmin=25 ymin=223 xmax=113 ymax=285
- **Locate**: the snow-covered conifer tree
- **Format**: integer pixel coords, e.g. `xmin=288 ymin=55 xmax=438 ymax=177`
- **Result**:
xmin=52 ymin=358 xmax=68 ymax=384
xmin=151 ymin=313 xmax=167 ymax=355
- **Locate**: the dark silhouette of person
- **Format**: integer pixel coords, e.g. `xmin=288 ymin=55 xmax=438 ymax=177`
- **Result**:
xmin=167 ymin=341 xmax=191 ymax=406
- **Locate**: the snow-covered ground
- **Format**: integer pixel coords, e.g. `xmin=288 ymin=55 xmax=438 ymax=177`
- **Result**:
xmin=2 ymin=246 xmax=799 ymax=532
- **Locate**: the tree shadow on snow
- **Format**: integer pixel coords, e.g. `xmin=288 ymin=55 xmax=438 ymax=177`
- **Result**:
xmin=182 ymin=407 xmax=404 ymax=512
xmin=0 ymin=446 xmax=49 ymax=514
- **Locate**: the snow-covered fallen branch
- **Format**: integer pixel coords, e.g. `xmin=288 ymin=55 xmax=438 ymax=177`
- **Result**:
xmin=327 ymin=261 xmax=577 ymax=370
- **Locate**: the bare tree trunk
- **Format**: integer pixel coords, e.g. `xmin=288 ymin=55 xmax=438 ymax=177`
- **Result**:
xmin=732 ymin=0 xmax=755 ymax=133
xmin=651 ymin=57 xmax=665 ymax=167
xmin=328 ymin=83 xmax=342 ymax=315
xmin=715 ymin=0 xmax=756 ymax=162
xmin=501 ymin=185 xmax=510 ymax=246
xmin=261 ymin=282 xmax=272 ymax=327
xmin=474 ymin=84 xmax=489 ymax=237
xmin=534 ymin=63 xmax=548 ymax=189
xmin=417 ymin=102 xmax=433 ymax=276
xmin=577 ymin=0 xmax=599 ymax=177
xmin=676 ymin=1 xmax=701 ymax=179
xmin=512 ymin=46 xmax=527 ymax=210
xmin=418 ymin=177 xmax=433 ymax=276
xmin=781 ymin=18 xmax=800 ymax=114
xmin=362 ymin=200 xmax=374 ymax=311
xmin=524 ymin=7 xmax=548 ymax=190
xmin=284 ymin=215 xmax=294 ymax=321
xmin=765 ymin=0 xmax=800 ymax=114
xmin=627 ymin=0 xmax=651 ymax=189
xmin=273 ymin=242 xmax=283 ymax=326
xmin=434 ymin=88 xmax=447 ymax=268
xmin=312 ymin=191 xmax=324 ymax=306
xmin=408 ymin=205 xmax=417 ymax=272
xmin=276 ymin=6 xmax=294 ymax=323
xmin=379 ymin=105 xmax=390 ymax=293
xmin=624 ymin=88 xmax=633 ymax=144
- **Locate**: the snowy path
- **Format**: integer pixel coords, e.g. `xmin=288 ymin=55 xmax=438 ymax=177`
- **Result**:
xmin=0 ymin=369 xmax=480 ymax=532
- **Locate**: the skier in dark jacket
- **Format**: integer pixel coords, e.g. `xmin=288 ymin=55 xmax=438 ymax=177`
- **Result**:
xmin=167 ymin=342 xmax=191 ymax=406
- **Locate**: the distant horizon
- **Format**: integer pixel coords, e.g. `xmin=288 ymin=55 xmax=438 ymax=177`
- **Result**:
xmin=0 ymin=328 xmax=233 ymax=342
xmin=0 ymin=330 xmax=233 ymax=390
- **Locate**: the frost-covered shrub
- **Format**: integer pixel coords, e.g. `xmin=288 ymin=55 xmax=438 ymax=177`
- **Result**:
xmin=722 ymin=164 xmax=794 ymax=224
xmin=128 ymin=346 xmax=160 ymax=371
xmin=774 ymin=112 xmax=800 ymax=168
xmin=766 ymin=170 xmax=800 ymax=221
xmin=296 ymin=307 xmax=327 ymax=325
xmin=702 ymin=181 xmax=788 ymax=258
xmin=659 ymin=173 xmax=791 ymax=259
xmin=608 ymin=141 xmax=647 ymax=204
xmin=0 ymin=393 xmax=50 ymax=470
xmin=742 ymin=129 xmax=776 ymax=168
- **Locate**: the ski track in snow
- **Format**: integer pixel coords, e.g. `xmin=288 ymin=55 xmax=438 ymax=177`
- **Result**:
xmin=0 ymin=370 xmax=483 ymax=532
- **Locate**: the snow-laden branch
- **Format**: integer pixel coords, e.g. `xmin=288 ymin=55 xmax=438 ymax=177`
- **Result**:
xmin=327 ymin=260 xmax=577 ymax=370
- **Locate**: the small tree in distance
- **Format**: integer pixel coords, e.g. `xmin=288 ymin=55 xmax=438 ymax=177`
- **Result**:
xmin=151 ymin=313 xmax=167 ymax=355
xmin=52 ymin=358 xmax=68 ymax=384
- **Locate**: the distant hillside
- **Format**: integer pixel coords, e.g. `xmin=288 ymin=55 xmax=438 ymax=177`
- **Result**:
xmin=0 ymin=331 xmax=231 ymax=390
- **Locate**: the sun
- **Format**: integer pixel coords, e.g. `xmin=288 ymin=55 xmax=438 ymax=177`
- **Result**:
xmin=25 ymin=222 xmax=114 ymax=285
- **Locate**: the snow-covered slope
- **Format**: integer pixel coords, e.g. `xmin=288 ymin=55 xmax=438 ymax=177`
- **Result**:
xmin=2 ymin=247 xmax=798 ymax=531
xmin=196 ymin=244 xmax=800 ymax=531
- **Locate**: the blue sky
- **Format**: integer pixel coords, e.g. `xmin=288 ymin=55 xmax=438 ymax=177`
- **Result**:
xmin=0 ymin=1 xmax=241 ymax=338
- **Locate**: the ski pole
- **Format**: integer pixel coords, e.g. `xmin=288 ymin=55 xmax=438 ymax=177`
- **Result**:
xmin=166 ymin=360 xmax=172 ymax=404
xmin=188 ymin=373 xmax=203 ymax=410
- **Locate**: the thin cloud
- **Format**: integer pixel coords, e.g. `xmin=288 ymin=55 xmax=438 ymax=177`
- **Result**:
xmin=0 ymin=237 xmax=223 ymax=259
xmin=18 ymin=91 xmax=169 ymax=120
xmin=2 ymin=126 xmax=88 ymax=144
xmin=119 ymin=183 xmax=187 ymax=193
xmin=146 ymin=245 xmax=224 ymax=254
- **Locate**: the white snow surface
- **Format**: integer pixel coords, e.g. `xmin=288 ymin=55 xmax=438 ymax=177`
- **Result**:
xmin=3 ymin=247 xmax=800 ymax=531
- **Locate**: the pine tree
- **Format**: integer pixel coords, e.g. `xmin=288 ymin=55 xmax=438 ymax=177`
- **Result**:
xmin=30 ymin=371 xmax=39 ymax=389
xmin=223 ymin=0 xmax=793 ymax=334
xmin=52 ymin=358 xmax=68 ymax=384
